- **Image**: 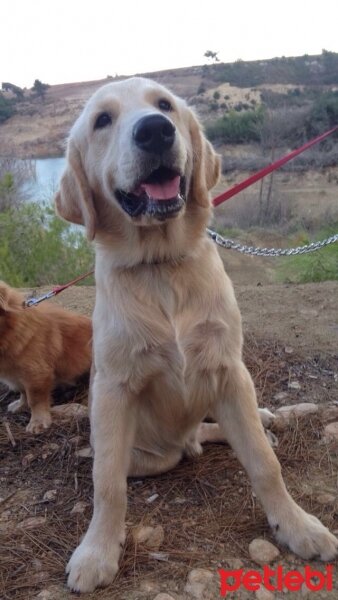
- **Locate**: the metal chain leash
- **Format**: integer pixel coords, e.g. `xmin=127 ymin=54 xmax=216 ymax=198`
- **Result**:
xmin=206 ymin=228 xmax=338 ymax=257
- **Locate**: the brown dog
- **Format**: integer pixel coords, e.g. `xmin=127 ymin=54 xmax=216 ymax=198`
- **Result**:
xmin=0 ymin=281 xmax=92 ymax=433
xmin=55 ymin=77 xmax=337 ymax=592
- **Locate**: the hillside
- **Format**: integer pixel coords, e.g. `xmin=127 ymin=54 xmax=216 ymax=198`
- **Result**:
xmin=1 ymin=51 xmax=338 ymax=159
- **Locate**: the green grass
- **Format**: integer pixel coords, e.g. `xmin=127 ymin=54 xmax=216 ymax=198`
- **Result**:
xmin=277 ymin=226 xmax=338 ymax=283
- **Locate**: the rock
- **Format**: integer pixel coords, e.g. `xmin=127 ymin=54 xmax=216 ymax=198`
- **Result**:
xmin=284 ymin=346 xmax=294 ymax=354
xmin=255 ymin=588 xmax=275 ymax=600
xmin=316 ymin=493 xmax=336 ymax=505
xmin=35 ymin=584 xmax=68 ymax=599
xmin=139 ymin=580 xmax=160 ymax=593
xmin=153 ymin=594 xmax=176 ymax=600
xmin=248 ymin=539 xmax=280 ymax=566
xmin=288 ymin=381 xmax=301 ymax=390
xmin=51 ymin=403 xmax=88 ymax=420
xmin=149 ymin=552 xmax=169 ymax=561
xmin=75 ymin=446 xmax=93 ymax=458
xmin=299 ymin=308 xmax=318 ymax=317
xmin=323 ymin=422 xmax=338 ymax=444
xmin=224 ymin=557 xmax=244 ymax=569
xmin=273 ymin=391 xmax=289 ymax=402
xmin=70 ymin=500 xmax=89 ymax=514
xmin=42 ymin=489 xmax=57 ymax=502
xmin=17 ymin=516 xmax=46 ymax=530
xmin=147 ymin=493 xmax=159 ymax=503
xmin=275 ymin=403 xmax=318 ymax=421
xmin=185 ymin=568 xmax=214 ymax=599
xmin=321 ymin=405 xmax=338 ymax=422
xmin=133 ymin=525 xmax=164 ymax=550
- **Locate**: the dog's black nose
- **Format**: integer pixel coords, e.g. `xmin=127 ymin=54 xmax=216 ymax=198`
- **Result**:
xmin=133 ymin=115 xmax=175 ymax=154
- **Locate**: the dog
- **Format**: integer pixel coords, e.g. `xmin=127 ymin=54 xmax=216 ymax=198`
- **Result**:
xmin=55 ymin=77 xmax=338 ymax=592
xmin=0 ymin=281 xmax=92 ymax=433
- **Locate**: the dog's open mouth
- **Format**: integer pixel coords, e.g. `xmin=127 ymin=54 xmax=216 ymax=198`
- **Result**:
xmin=115 ymin=166 xmax=186 ymax=220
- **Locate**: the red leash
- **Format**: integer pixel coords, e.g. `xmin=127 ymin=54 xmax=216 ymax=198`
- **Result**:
xmin=25 ymin=270 xmax=94 ymax=307
xmin=25 ymin=124 xmax=338 ymax=306
xmin=212 ymin=124 xmax=338 ymax=206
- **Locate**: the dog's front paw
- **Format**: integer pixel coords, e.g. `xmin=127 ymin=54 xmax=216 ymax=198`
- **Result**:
xmin=271 ymin=505 xmax=338 ymax=561
xmin=66 ymin=539 xmax=120 ymax=593
xmin=26 ymin=412 xmax=52 ymax=434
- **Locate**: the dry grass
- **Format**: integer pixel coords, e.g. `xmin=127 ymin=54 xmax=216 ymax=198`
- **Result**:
xmin=1 ymin=337 xmax=337 ymax=599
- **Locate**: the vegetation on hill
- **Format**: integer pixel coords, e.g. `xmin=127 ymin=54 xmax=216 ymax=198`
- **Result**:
xmin=207 ymin=50 xmax=338 ymax=88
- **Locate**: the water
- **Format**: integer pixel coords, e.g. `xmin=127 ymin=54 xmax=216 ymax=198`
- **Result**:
xmin=22 ymin=157 xmax=66 ymax=201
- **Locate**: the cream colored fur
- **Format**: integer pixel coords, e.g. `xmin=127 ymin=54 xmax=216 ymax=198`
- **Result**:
xmin=55 ymin=77 xmax=337 ymax=593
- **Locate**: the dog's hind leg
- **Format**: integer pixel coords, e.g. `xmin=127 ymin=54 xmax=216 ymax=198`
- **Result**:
xmin=212 ymin=360 xmax=338 ymax=561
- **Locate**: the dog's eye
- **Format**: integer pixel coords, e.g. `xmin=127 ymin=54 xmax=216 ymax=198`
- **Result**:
xmin=94 ymin=112 xmax=112 ymax=130
xmin=158 ymin=98 xmax=173 ymax=112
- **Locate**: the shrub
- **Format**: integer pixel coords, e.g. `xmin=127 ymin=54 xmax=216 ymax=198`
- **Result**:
xmin=0 ymin=202 xmax=94 ymax=287
xmin=206 ymin=107 xmax=264 ymax=143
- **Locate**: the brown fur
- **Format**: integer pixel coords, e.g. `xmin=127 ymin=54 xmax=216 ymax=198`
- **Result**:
xmin=55 ymin=78 xmax=337 ymax=593
xmin=0 ymin=281 xmax=92 ymax=433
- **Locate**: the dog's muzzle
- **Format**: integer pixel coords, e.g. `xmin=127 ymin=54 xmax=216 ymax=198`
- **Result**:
xmin=115 ymin=114 xmax=186 ymax=221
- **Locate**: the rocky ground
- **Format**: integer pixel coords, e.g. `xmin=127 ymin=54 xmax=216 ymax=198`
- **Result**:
xmin=1 ymin=279 xmax=338 ymax=599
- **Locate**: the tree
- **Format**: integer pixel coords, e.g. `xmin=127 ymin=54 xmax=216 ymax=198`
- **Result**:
xmin=204 ymin=50 xmax=220 ymax=63
xmin=2 ymin=82 xmax=24 ymax=100
xmin=0 ymin=93 xmax=16 ymax=122
xmin=32 ymin=79 xmax=50 ymax=99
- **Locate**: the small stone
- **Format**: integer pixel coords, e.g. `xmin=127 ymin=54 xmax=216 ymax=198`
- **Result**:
xmin=69 ymin=435 xmax=83 ymax=445
xmin=51 ymin=403 xmax=88 ymax=419
xmin=139 ymin=580 xmax=160 ymax=593
xmin=284 ymin=346 xmax=294 ymax=354
xmin=133 ymin=525 xmax=164 ymax=550
xmin=248 ymin=539 xmax=280 ymax=566
xmin=75 ymin=446 xmax=93 ymax=458
xmin=316 ymin=493 xmax=336 ymax=505
xmin=17 ymin=516 xmax=47 ymax=530
xmin=185 ymin=568 xmax=214 ymax=599
xmin=149 ymin=552 xmax=169 ymax=561
xmin=35 ymin=584 xmax=68 ymax=599
xmin=275 ymin=403 xmax=318 ymax=421
xmin=299 ymin=308 xmax=318 ymax=317
xmin=224 ymin=557 xmax=244 ymax=569
xmin=22 ymin=452 xmax=36 ymax=466
xmin=70 ymin=500 xmax=89 ymax=514
xmin=288 ymin=381 xmax=301 ymax=390
xmin=255 ymin=588 xmax=275 ymax=600
xmin=323 ymin=422 xmax=338 ymax=444
xmin=42 ymin=489 xmax=57 ymax=502
xmin=153 ymin=594 xmax=176 ymax=600
xmin=147 ymin=493 xmax=159 ymax=503
xmin=321 ymin=405 xmax=338 ymax=422
xmin=273 ymin=391 xmax=289 ymax=402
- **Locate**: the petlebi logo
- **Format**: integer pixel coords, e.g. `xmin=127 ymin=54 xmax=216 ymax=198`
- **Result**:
xmin=218 ymin=565 xmax=334 ymax=595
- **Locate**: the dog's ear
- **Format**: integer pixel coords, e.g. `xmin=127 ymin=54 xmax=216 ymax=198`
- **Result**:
xmin=55 ymin=140 xmax=96 ymax=241
xmin=188 ymin=111 xmax=221 ymax=207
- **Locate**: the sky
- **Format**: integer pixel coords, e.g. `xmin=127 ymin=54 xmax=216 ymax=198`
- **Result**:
xmin=2 ymin=0 xmax=338 ymax=89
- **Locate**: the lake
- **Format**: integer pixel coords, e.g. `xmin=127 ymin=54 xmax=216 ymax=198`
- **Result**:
xmin=22 ymin=157 xmax=66 ymax=201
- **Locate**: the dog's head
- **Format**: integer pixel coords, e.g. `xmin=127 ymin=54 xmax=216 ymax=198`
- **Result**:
xmin=55 ymin=77 xmax=220 ymax=248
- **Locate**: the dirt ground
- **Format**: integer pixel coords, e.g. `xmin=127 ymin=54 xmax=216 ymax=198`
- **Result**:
xmin=1 ymin=276 xmax=338 ymax=600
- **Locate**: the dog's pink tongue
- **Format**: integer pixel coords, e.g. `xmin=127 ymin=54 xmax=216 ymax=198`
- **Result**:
xmin=140 ymin=175 xmax=180 ymax=200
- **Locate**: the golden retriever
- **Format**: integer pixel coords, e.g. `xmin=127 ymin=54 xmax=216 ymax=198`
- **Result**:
xmin=0 ymin=281 xmax=92 ymax=433
xmin=55 ymin=77 xmax=337 ymax=592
